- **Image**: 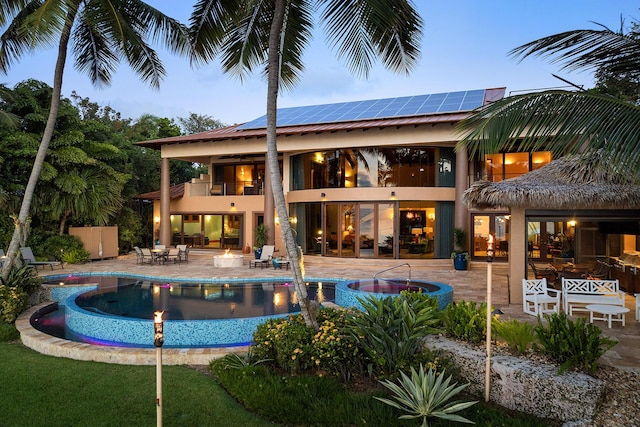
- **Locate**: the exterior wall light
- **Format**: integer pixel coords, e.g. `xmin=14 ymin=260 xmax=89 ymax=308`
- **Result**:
xmin=230 ymin=202 xmax=235 ymax=207
xmin=321 ymin=192 xmax=326 ymax=198
xmin=391 ymin=191 xmax=396 ymax=197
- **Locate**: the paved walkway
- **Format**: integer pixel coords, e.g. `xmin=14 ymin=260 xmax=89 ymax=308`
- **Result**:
xmin=18 ymin=249 xmax=639 ymax=370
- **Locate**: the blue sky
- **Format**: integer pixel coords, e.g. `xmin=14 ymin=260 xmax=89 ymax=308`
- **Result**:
xmin=2 ymin=1 xmax=638 ymax=126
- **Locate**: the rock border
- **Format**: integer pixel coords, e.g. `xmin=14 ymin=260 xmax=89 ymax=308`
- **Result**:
xmin=424 ymin=335 xmax=605 ymax=424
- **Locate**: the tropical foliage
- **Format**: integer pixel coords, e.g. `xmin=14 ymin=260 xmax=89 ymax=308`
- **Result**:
xmin=457 ymin=17 xmax=640 ymax=182
xmin=0 ymin=0 xmax=189 ymax=279
xmin=375 ymin=364 xmax=477 ymax=427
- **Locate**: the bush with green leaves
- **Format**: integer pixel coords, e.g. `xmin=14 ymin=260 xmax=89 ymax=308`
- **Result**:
xmin=535 ymin=312 xmax=617 ymax=373
xmin=442 ymin=300 xmax=487 ymax=344
xmin=310 ymin=307 xmax=367 ymax=381
xmin=61 ymin=248 xmax=91 ymax=264
xmin=252 ymin=314 xmax=315 ymax=374
xmin=252 ymin=308 xmax=367 ymax=380
xmin=375 ymin=364 xmax=477 ymax=427
xmin=493 ymin=318 xmax=536 ymax=354
xmin=0 ymin=265 xmax=42 ymax=323
xmin=350 ymin=291 xmax=442 ymax=377
xmin=41 ymin=234 xmax=86 ymax=262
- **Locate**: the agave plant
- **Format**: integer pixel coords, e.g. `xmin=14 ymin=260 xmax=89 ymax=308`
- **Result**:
xmin=375 ymin=364 xmax=477 ymax=427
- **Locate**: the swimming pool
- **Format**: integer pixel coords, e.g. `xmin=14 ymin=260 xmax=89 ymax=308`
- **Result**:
xmin=34 ymin=274 xmax=337 ymax=348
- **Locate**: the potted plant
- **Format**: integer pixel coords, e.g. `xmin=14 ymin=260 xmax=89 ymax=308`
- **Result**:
xmin=451 ymin=227 xmax=469 ymax=270
xmin=254 ymin=224 xmax=267 ymax=259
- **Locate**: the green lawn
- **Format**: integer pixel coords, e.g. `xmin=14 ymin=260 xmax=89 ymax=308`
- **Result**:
xmin=0 ymin=342 xmax=276 ymax=427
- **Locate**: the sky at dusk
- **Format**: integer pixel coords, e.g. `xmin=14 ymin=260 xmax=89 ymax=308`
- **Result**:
xmin=2 ymin=1 xmax=638 ymax=127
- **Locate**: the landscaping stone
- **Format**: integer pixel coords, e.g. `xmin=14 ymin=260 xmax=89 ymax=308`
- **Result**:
xmin=424 ymin=335 xmax=605 ymax=424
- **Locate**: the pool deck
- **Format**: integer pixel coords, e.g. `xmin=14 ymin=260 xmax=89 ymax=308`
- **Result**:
xmin=15 ymin=249 xmax=640 ymax=370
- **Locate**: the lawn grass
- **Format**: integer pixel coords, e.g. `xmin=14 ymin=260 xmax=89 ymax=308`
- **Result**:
xmin=0 ymin=342 xmax=275 ymax=427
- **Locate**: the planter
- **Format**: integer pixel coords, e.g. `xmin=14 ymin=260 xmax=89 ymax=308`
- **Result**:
xmin=453 ymin=252 xmax=468 ymax=270
xmin=254 ymin=248 xmax=262 ymax=260
xmin=272 ymin=258 xmax=281 ymax=269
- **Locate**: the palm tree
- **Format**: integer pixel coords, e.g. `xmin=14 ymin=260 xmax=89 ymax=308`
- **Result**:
xmin=0 ymin=0 xmax=189 ymax=279
xmin=457 ymin=20 xmax=640 ymax=182
xmin=189 ymin=0 xmax=423 ymax=328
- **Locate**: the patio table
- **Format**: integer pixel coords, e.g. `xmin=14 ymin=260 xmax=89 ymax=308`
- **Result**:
xmin=586 ymin=304 xmax=630 ymax=328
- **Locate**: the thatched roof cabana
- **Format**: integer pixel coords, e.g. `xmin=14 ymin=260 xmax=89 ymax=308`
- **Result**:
xmin=463 ymin=154 xmax=640 ymax=210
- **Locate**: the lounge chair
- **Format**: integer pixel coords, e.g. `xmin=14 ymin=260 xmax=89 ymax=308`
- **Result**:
xmin=20 ymin=247 xmax=62 ymax=270
xmin=249 ymin=245 xmax=274 ymax=269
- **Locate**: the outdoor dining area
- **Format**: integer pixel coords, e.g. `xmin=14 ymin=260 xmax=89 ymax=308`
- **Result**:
xmin=133 ymin=245 xmax=189 ymax=265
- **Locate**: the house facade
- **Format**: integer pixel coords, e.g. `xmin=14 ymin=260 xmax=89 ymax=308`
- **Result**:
xmin=137 ymin=88 xmax=640 ymax=303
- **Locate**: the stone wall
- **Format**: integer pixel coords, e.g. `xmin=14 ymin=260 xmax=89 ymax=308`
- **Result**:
xmin=424 ymin=335 xmax=605 ymax=424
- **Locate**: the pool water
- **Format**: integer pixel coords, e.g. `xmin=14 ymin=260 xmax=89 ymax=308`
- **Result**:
xmin=33 ymin=276 xmax=335 ymax=347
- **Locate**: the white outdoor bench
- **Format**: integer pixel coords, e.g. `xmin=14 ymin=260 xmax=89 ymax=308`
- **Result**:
xmin=561 ymin=278 xmax=625 ymax=316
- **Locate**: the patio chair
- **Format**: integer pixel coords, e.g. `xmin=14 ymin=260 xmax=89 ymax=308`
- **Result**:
xmin=176 ymin=244 xmax=189 ymax=263
xmin=166 ymin=248 xmax=180 ymax=263
xmin=140 ymin=248 xmax=155 ymax=264
xmin=134 ymin=247 xmax=152 ymax=264
xmin=20 ymin=247 xmax=62 ymax=270
xmin=588 ymin=260 xmax=611 ymax=279
xmin=528 ymin=260 xmax=558 ymax=287
xmin=522 ymin=278 xmax=561 ymax=316
xmin=249 ymin=245 xmax=274 ymax=269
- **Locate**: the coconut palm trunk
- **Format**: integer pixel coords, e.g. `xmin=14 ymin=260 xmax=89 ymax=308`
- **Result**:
xmin=1 ymin=10 xmax=74 ymax=280
xmin=265 ymin=0 xmax=316 ymax=328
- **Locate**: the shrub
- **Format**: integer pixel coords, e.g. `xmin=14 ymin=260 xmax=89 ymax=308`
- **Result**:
xmin=0 ymin=265 xmax=42 ymax=323
xmin=350 ymin=291 xmax=442 ymax=377
xmin=0 ymin=323 xmax=20 ymax=341
xmin=251 ymin=315 xmax=315 ymax=374
xmin=61 ymin=248 xmax=91 ymax=264
xmin=42 ymin=234 xmax=86 ymax=261
xmin=375 ymin=364 xmax=477 ymax=426
xmin=493 ymin=319 xmax=536 ymax=354
xmin=442 ymin=300 xmax=486 ymax=344
xmin=310 ymin=308 xmax=367 ymax=381
xmin=535 ymin=312 xmax=617 ymax=373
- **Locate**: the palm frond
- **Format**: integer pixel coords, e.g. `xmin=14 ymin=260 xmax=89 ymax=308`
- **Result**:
xmin=189 ymin=0 xmax=244 ymax=66
xmin=0 ymin=0 xmax=31 ymax=27
xmin=0 ymin=1 xmax=44 ymax=73
xmin=320 ymin=0 xmax=422 ymax=78
xmin=72 ymin=9 xmax=119 ymax=87
xmin=510 ymin=26 xmax=640 ymax=77
xmin=457 ymin=90 xmax=640 ymax=177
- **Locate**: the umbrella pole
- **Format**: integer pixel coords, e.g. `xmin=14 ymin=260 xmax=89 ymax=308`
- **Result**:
xmin=485 ymin=235 xmax=494 ymax=402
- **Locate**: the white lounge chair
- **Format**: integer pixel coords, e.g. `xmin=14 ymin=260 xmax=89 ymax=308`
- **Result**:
xmin=20 ymin=247 xmax=62 ymax=270
xmin=249 ymin=245 xmax=274 ymax=269
xmin=522 ymin=278 xmax=560 ymax=316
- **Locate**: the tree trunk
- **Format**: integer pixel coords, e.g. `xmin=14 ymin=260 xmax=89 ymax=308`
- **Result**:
xmin=265 ymin=0 xmax=317 ymax=329
xmin=1 ymin=11 xmax=75 ymax=280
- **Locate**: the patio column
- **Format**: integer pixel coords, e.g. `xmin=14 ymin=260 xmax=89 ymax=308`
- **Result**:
xmin=455 ymin=148 xmax=469 ymax=230
xmin=160 ymin=157 xmax=171 ymax=247
xmin=509 ymin=207 xmax=526 ymax=304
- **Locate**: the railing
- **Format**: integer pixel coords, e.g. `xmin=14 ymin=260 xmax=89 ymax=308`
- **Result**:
xmin=373 ymin=263 xmax=411 ymax=282
xmin=188 ymin=180 xmax=264 ymax=196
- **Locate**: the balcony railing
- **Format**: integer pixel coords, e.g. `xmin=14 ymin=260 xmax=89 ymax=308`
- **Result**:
xmin=188 ymin=180 xmax=264 ymax=196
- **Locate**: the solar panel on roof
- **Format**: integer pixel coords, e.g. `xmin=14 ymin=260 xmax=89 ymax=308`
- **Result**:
xmin=237 ymin=89 xmax=488 ymax=130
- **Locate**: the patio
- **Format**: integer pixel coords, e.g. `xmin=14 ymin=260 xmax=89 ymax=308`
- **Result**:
xmin=24 ymin=249 xmax=640 ymax=371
